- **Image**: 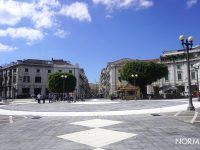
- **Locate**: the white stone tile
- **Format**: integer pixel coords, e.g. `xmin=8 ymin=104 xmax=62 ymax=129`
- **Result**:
xmin=93 ymin=148 xmax=105 ymax=150
xmin=72 ymin=101 xmax=119 ymax=105
xmin=57 ymin=128 xmax=136 ymax=148
xmin=71 ymin=119 xmax=123 ymax=128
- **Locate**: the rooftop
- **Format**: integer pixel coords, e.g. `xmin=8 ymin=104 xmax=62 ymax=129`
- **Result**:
xmin=161 ymin=45 xmax=200 ymax=56
xmin=0 ymin=58 xmax=73 ymax=69
xmin=107 ymin=58 xmax=160 ymax=67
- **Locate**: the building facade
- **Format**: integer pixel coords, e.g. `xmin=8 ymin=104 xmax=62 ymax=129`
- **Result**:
xmin=99 ymin=58 xmax=159 ymax=98
xmin=100 ymin=58 xmax=130 ymax=98
xmin=100 ymin=46 xmax=200 ymax=98
xmin=0 ymin=59 xmax=90 ymax=99
xmin=149 ymin=46 xmax=200 ymax=96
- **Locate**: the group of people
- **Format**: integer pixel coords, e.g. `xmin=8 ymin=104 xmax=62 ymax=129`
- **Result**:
xmin=36 ymin=94 xmax=46 ymax=103
xmin=36 ymin=93 xmax=84 ymax=104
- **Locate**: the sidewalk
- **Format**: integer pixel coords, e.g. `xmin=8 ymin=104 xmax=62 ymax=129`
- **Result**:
xmin=0 ymin=99 xmax=200 ymax=150
xmin=162 ymin=108 xmax=200 ymax=128
xmin=0 ymin=99 xmax=200 ymax=116
xmin=0 ymin=114 xmax=200 ymax=150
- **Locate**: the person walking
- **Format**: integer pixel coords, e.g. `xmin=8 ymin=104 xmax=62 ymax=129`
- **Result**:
xmin=37 ymin=93 xmax=41 ymax=103
xmin=48 ymin=93 xmax=52 ymax=103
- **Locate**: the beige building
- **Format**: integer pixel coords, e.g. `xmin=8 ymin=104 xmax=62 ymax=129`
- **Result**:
xmin=89 ymin=83 xmax=99 ymax=97
xmin=100 ymin=58 xmax=130 ymax=98
xmin=99 ymin=58 xmax=159 ymax=98
xmin=0 ymin=59 xmax=90 ymax=99
xmin=148 ymin=45 xmax=200 ymax=97
xmin=100 ymin=46 xmax=200 ymax=99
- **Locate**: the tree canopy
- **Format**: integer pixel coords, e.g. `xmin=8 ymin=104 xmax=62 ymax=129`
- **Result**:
xmin=120 ymin=61 xmax=168 ymax=96
xmin=47 ymin=72 xmax=76 ymax=93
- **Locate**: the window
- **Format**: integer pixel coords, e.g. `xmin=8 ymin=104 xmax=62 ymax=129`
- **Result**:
xmin=35 ymin=77 xmax=41 ymax=83
xmin=13 ymin=68 xmax=16 ymax=73
xmin=36 ymin=69 xmax=40 ymax=73
xmin=13 ymin=76 xmax=16 ymax=83
xmin=34 ymin=88 xmax=41 ymax=95
xmin=23 ymin=76 xmax=30 ymax=83
xmin=48 ymin=70 xmax=51 ymax=73
xmin=25 ymin=68 xmax=29 ymax=72
xmin=22 ymin=88 xmax=30 ymax=95
xmin=177 ymin=65 xmax=181 ymax=70
xmin=19 ymin=76 xmax=22 ymax=81
xmin=177 ymin=71 xmax=182 ymax=80
xmin=69 ymin=70 xmax=72 ymax=73
xmin=191 ymin=72 xmax=196 ymax=80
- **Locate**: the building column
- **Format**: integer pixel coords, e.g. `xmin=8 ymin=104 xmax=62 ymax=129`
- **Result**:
xmin=184 ymin=83 xmax=188 ymax=92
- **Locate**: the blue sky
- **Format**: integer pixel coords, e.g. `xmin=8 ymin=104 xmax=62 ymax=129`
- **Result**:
xmin=0 ymin=0 xmax=200 ymax=83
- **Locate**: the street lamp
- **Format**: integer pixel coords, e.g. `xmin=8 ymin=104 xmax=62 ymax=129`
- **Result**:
xmin=193 ymin=63 xmax=200 ymax=101
xmin=96 ymin=81 xmax=98 ymax=98
xmin=61 ymin=75 xmax=67 ymax=99
xmin=131 ymin=74 xmax=138 ymax=87
xmin=131 ymin=74 xmax=138 ymax=99
xmin=179 ymin=35 xmax=195 ymax=111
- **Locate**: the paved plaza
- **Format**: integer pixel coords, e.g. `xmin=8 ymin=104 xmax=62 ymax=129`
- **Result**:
xmin=0 ymin=98 xmax=200 ymax=150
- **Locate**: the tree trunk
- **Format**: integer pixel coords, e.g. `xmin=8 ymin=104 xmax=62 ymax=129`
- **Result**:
xmin=140 ymin=85 xmax=147 ymax=99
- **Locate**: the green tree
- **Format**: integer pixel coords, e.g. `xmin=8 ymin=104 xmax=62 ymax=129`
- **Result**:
xmin=120 ymin=61 xmax=168 ymax=98
xmin=47 ymin=72 xmax=76 ymax=93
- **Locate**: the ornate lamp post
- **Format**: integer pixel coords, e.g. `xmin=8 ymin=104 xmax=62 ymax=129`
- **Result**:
xmin=131 ymin=74 xmax=138 ymax=87
xmin=131 ymin=74 xmax=138 ymax=99
xmin=193 ymin=63 xmax=200 ymax=101
xmin=61 ymin=75 xmax=67 ymax=99
xmin=179 ymin=35 xmax=195 ymax=111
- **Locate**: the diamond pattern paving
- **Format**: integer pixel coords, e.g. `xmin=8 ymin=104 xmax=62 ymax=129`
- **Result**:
xmin=93 ymin=148 xmax=105 ymax=150
xmin=57 ymin=128 xmax=136 ymax=148
xmin=70 ymin=119 xmax=123 ymax=128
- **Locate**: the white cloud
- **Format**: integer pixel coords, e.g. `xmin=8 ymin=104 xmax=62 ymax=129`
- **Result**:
xmin=31 ymin=7 xmax=55 ymax=29
xmin=105 ymin=14 xmax=113 ymax=19
xmin=0 ymin=0 xmax=34 ymax=26
xmin=0 ymin=0 xmax=92 ymax=48
xmin=54 ymin=29 xmax=70 ymax=38
xmin=186 ymin=0 xmax=198 ymax=7
xmin=36 ymin=0 xmax=60 ymax=8
xmin=59 ymin=2 xmax=92 ymax=22
xmin=138 ymin=0 xmax=154 ymax=9
xmin=0 ymin=43 xmax=17 ymax=52
xmin=32 ymin=0 xmax=61 ymax=29
xmin=0 ymin=27 xmax=44 ymax=41
xmin=0 ymin=0 xmax=55 ymax=28
xmin=0 ymin=0 xmax=92 ymax=28
xmin=93 ymin=0 xmax=154 ymax=10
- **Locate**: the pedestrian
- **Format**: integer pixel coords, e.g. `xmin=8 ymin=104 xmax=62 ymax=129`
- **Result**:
xmin=64 ymin=94 xmax=67 ymax=102
xmin=48 ymin=93 xmax=52 ymax=103
xmin=37 ymin=93 xmax=41 ymax=103
xmin=149 ymin=95 xmax=151 ymax=100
